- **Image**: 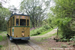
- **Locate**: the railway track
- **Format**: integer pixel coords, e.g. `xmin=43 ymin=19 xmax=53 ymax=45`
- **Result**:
xmin=15 ymin=43 xmax=21 ymax=50
xmin=7 ymin=38 xmax=41 ymax=50
xmin=8 ymin=38 xmax=21 ymax=50
xmin=15 ymin=41 xmax=36 ymax=50
xmin=27 ymin=43 xmax=35 ymax=50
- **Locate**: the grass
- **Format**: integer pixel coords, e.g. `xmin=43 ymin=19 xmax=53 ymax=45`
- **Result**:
xmin=49 ymin=33 xmax=57 ymax=37
xmin=0 ymin=35 xmax=3 ymax=42
xmin=0 ymin=31 xmax=7 ymax=49
xmin=0 ymin=31 xmax=7 ymax=35
xmin=0 ymin=45 xmax=3 ymax=48
xmin=39 ymin=26 xmax=57 ymax=36
xmin=38 ymin=28 xmax=53 ymax=36
xmin=3 ymin=36 xmax=7 ymax=40
xmin=0 ymin=31 xmax=7 ymax=42
xmin=0 ymin=31 xmax=3 ymax=34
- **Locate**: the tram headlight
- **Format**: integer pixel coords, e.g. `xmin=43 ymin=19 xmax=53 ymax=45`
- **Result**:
xmin=22 ymin=33 xmax=24 ymax=36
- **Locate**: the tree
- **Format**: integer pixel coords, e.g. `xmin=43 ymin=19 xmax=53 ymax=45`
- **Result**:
xmin=0 ymin=2 xmax=11 ymax=31
xmin=49 ymin=0 xmax=75 ymax=39
xmin=20 ymin=0 xmax=51 ymax=28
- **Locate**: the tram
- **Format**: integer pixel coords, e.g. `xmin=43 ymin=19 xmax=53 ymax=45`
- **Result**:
xmin=7 ymin=13 xmax=30 ymax=41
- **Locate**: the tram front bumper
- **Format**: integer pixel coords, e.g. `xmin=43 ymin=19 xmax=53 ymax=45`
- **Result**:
xmin=12 ymin=37 xmax=30 ymax=40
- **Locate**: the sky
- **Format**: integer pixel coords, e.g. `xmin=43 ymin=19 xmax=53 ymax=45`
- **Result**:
xmin=2 ymin=0 xmax=22 ymax=9
xmin=1 ymin=0 xmax=55 ymax=9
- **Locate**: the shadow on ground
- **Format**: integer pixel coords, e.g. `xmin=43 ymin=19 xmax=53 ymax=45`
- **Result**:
xmin=11 ymin=40 xmax=29 ymax=44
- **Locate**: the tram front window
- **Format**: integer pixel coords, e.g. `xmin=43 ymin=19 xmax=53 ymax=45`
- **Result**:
xmin=16 ymin=19 xmax=19 ymax=26
xmin=20 ymin=19 xmax=26 ymax=26
xmin=27 ymin=20 xmax=29 ymax=26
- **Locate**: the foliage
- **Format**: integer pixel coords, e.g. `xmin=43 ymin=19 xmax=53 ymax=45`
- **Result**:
xmin=49 ymin=0 xmax=75 ymax=39
xmin=39 ymin=28 xmax=53 ymax=36
xmin=48 ymin=13 xmax=57 ymax=28
xmin=30 ymin=25 xmax=51 ymax=36
xmin=20 ymin=0 xmax=51 ymax=28
xmin=70 ymin=36 xmax=75 ymax=42
xmin=0 ymin=3 xmax=11 ymax=31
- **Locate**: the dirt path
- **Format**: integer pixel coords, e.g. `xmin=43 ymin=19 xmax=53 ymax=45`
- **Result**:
xmin=42 ymin=28 xmax=57 ymax=37
xmin=28 ymin=41 xmax=44 ymax=50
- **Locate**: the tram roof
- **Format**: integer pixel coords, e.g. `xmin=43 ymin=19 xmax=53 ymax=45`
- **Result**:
xmin=10 ymin=13 xmax=30 ymax=17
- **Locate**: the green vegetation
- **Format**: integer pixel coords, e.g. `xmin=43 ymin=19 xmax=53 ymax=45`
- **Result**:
xmin=0 ymin=31 xmax=7 ymax=33
xmin=48 ymin=0 xmax=75 ymax=40
xmin=0 ymin=31 xmax=7 ymax=42
xmin=0 ymin=2 xmax=11 ymax=31
xmin=0 ymin=45 xmax=3 ymax=48
xmin=30 ymin=25 xmax=54 ymax=36
xmin=39 ymin=28 xmax=53 ymax=36
xmin=0 ymin=31 xmax=2 ymax=34
xmin=0 ymin=35 xmax=3 ymax=42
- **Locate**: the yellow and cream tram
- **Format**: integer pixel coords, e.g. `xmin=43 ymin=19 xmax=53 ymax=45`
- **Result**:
xmin=7 ymin=13 xmax=30 ymax=41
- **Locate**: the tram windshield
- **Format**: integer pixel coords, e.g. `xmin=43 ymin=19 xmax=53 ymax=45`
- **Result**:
xmin=20 ymin=19 xmax=26 ymax=26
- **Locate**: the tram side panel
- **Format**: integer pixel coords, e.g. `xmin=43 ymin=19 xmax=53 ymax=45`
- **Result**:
xmin=10 ymin=28 xmax=12 ymax=36
xmin=25 ymin=27 xmax=30 ymax=37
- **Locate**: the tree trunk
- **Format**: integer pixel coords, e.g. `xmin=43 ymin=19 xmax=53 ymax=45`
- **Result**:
xmin=32 ymin=22 xmax=35 ymax=28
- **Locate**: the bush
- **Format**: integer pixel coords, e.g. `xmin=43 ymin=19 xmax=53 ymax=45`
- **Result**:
xmin=70 ymin=36 xmax=75 ymax=42
xmin=61 ymin=38 xmax=67 ymax=42
xmin=43 ymin=25 xmax=50 ymax=30
xmin=30 ymin=25 xmax=51 ymax=36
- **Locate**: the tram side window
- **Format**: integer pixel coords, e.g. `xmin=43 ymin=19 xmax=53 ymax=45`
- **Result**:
xmin=9 ymin=21 xmax=10 ymax=27
xmin=11 ymin=19 xmax=12 ymax=27
xmin=27 ymin=20 xmax=29 ymax=26
xmin=13 ymin=17 xmax=14 ymax=26
xmin=16 ymin=19 xmax=19 ymax=26
xmin=20 ymin=19 xmax=26 ymax=26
